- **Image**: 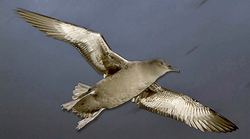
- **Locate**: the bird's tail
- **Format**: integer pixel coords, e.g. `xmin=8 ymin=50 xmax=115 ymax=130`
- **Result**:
xmin=61 ymin=83 xmax=91 ymax=111
xmin=72 ymin=83 xmax=90 ymax=100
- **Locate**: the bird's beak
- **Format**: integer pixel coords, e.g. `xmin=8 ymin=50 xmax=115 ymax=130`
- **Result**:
xmin=169 ymin=67 xmax=180 ymax=73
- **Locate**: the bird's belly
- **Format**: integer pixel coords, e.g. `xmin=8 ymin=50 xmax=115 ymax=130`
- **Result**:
xmin=95 ymin=66 xmax=153 ymax=109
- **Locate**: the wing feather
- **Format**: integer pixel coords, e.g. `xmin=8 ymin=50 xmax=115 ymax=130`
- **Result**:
xmin=132 ymin=82 xmax=238 ymax=133
xmin=16 ymin=8 xmax=127 ymax=75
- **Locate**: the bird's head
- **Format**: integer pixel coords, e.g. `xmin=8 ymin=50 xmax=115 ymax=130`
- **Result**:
xmin=148 ymin=59 xmax=180 ymax=76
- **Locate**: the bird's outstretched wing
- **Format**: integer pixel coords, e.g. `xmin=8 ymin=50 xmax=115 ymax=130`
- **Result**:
xmin=132 ymin=82 xmax=238 ymax=133
xmin=16 ymin=8 xmax=127 ymax=76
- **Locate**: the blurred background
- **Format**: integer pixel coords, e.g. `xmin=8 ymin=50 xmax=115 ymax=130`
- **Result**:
xmin=1 ymin=0 xmax=249 ymax=138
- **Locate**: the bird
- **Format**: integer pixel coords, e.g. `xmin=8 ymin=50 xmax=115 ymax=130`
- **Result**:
xmin=62 ymin=59 xmax=179 ymax=129
xmin=16 ymin=8 xmax=238 ymax=132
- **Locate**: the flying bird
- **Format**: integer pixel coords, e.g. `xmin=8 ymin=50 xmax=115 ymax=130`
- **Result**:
xmin=16 ymin=8 xmax=238 ymax=133
xmin=63 ymin=59 xmax=178 ymax=129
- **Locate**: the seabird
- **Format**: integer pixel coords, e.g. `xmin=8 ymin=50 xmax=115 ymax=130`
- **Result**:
xmin=16 ymin=8 xmax=238 ymax=132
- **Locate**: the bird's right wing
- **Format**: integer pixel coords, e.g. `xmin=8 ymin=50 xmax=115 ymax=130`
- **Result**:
xmin=16 ymin=8 xmax=127 ymax=75
xmin=132 ymin=82 xmax=238 ymax=133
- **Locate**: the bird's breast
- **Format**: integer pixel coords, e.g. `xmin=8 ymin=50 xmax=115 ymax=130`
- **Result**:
xmin=94 ymin=64 xmax=155 ymax=109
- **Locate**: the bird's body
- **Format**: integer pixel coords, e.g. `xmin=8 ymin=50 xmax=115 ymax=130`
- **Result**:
xmin=16 ymin=8 xmax=238 ymax=132
xmin=62 ymin=59 xmax=178 ymax=129
xmin=70 ymin=60 xmax=176 ymax=111
xmin=84 ymin=61 xmax=163 ymax=109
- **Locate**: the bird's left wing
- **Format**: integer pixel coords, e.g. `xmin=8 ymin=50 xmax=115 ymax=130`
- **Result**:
xmin=132 ymin=82 xmax=238 ymax=133
xmin=16 ymin=8 xmax=127 ymax=76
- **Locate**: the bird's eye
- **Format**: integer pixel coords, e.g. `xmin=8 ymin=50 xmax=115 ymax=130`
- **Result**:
xmin=160 ymin=62 xmax=164 ymax=65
